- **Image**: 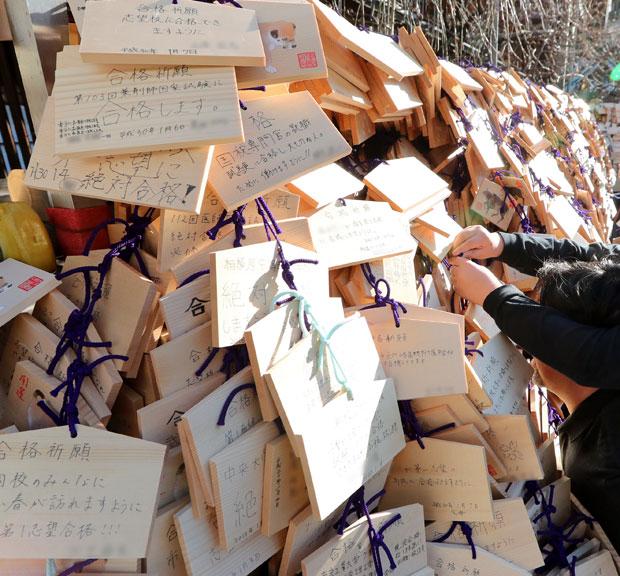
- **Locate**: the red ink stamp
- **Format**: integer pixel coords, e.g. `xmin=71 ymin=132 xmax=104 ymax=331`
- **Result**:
xmin=297 ymin=51 xmax=318 ymax=69
xmin=18 ymin=276 xmax=43 ymax=291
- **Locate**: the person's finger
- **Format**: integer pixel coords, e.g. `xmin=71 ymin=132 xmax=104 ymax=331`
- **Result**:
xmin=451 ymin=237 xmax=482 ymax=256
xmin=447 ymin=256 xmax=467 ymax=266
xmin=459 ymin=247 xmax=490 ymax=259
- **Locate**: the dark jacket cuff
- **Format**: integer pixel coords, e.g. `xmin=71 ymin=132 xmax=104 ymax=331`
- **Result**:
xmin=483 ymin=284 xmax=524 ymax=319
xmin=497 ymin=232 xmax=519 ymax=262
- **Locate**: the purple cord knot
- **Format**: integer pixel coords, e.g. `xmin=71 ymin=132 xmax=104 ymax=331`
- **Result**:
xmin=464 ymin=339 xmax=484 ymax=358
xmin=368 ymin=514 xmax=401 ymax=575
xmin=207 ymin=206 xmax=247 ymax=246
xmin=433 ymin=521 xmax=477 ymax=559
xmin=360 ymin=264 xmax=407 ymax=328
xmin=58 ymin=559 xmax=97 ymax=576
xmin=217 ymin=383 xmax=256 ymax=425
xmin=398 ymin=400 xmax=455 ymax=448
xmin=455 ymin=108 xmax=474 ymax=132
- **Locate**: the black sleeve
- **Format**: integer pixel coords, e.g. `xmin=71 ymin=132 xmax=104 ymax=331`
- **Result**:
xmin=497 ymin=232 xmax=620 ymax=276
xmin=484 ymin=284 xmax=620 ymax=390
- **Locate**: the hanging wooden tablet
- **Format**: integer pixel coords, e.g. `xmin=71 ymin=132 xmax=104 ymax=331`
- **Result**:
xmin=179 ymin=366 xmax=262 ymax=508
xmin=159 ymin=187 xmax=299 ymax=273
xmin=0 ymin=314 xmax=111 ymax=425
xmin=307 ymin=200 xmax=416 ymax=269
xmin=411 ymin=394 xmax=488 ymax=433
xmin=53 ymin=63 xmax=241 ymax=157
xmin=298 ymin=378 xmax=405 ymax=519
xmin=25 ymin=98 xmax=211 ymax=213
xmin=310 ymin=0 xmax=422 ymax=80
xmin=136 ymin=372 xmax=226 ymax=447
xmin=471 ymin=334 xmax=533 ymax=416
xmin=432 ymin=423 xmax=507 ymax=479
xmin=278 ymin=465 xmax=390 ymax=576
xmin=262 ymin=434 xmax=309 ymax=537
xmin=159 ymin=274 xmax=210 ymax=340
xmin=353 ymin=251 xmax=418 ymax=304
xmin=145 ymin=498 xmax=189 ymax=576
xmin=301 ymin=504 xmax=427 ymax=576
xmin=80 ymin=0 xmax=265 ymax=67
xmin=209 ymin=421 xmax=280 ymax=549
xmin=0 ymin=425 xmax=165 ymax=558
xmin=211 ymin=240 xmax=328 ymax=347
xmin=382 ymin=437 xmax=494 ymax=521
xmin=483 ymin=414 xmax=544 ymax=482
xmin=367 ymin=318 xmax=467 ymax=399
xmin=33 ymin=290 xmax=123 ymax=408
xmin=470 ymin=178 xmax=516 ymax=231
xmin=565 ymin=550 xmax=619 ymax=576
xmin=150 ymin=322 xmax=225 ymax=397
xmin=235 ymin=0 xmax=327 ymax=88
xmin=245 ymin=297 xmax=344 ymax=422
xmin=0 ymin=259 xmax=60 ymax=328
xmin=438 ymin=498 xmax=544 ymax=570
xmin=464 ymin=303 xmax=501 ymax=342
xmin=364 ymin=156 xmax=449 ymax=214
xmin=8 ymin=360 xmax=100 ymax=430
xmin=427 ymin=543 xmax=531 ymax=575
xmin=157 ymin=445 xmax=188 ymax=510
xmin=286 ymin=163 xmax=363 ymax=208
xmin=60 ymin=254 xmax=158 ymax=372
xmin=208 ymin=91 xmax=351 ymax=209
xmin=265 ymin=314 xmax=384 ymax=453
xmin=174 ymin=502 xmax=285 ymax=576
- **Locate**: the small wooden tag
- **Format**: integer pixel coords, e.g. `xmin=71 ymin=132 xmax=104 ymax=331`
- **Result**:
xmin=25 ymin=97 xmax=211 ymax=213
xmin=307 ymin=200 xmax=416 ymax=269
xmin=483 ymin=414 xmax=544 ymax=482
xmin=211 ymin=240 xmax=328 ymax=347
xmin=367 ymin=317 xmax=467 ymax=399
xmin=80 ymin=0 xmax=265 ymax=66
xmin=0 ymin=259 xmax=59 ymax=328
xmin=298 ymin=379 xmax=405 ymax=519
xmin=471 ymin=334 xmax=533 ymax=415
xmin=0 ymin=425 xmax=165 ymax=558
xmin=174 ymin=502 xmax=285 ymax=576
xmin=180 ymin=366 xmax=262 ymax=507
xmin=382 ymin=437 xmax=494 ymax=522
xmin=302 ymin=504 xmax=427 ymax=576
xmin=53 ymin=62 xmax=241 ymax=157
xmin=245 ymin=297 xmax=344 ymax=421
xmin=428 ymin=542 xmax=530 ymax=575
xmin=286 ymin=163 xmax=363 ymax=209
xmin=145 ymin=498 xmax=189 ymax=576
xmin=262 ymin=434 xmax=309 ymax=537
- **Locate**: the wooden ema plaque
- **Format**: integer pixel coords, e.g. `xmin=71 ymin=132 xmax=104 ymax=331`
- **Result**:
xmin=25 ymin=97 xmax=211 ymax=213
xmin=425 ymin=498 xmax=544 ymax=571
xmin=236 ymin=1 xmax=327 ymax=89
xmin=298 ymin=379 xmax=405 ymax=520
xmin=366 ymin=317 xmax=467 ymax=400
xmin=34 ymin=290 xmax=123 ymax=408
xmin=179 ymin=366 xmax=262 ymax=507
xmin=174 ymin=503 xmax=285 ymax=576
xmin=307 ymin=200 xmax=416 ymax=269
xmin=80 ymin=0 xmax=265 ymax=67
xmin=471 ymin=333 xmax=533 ymax=416
xmin=0 ymin=259 xmax=59 ymax=328
xmin=382 ymin=437 xmax=494 ymax=522
xmin=210 ymin=240 xmax=329 ymax=347
xmin=145 ymin=499 xmax=188 ymax=575
xmin=0 ymin=425 xmax=165 ymax=558
xmin=208 ymin=91 xmax=351 ymax=209
xmin=427 ymin=542 xmax=530 ymax=575
xmin=302 ymin=504 xmax=427 ymax=576
xmin=159 ymin=187 xmax=299 ymax=272
xmin=53 ymin=62 xmax=242 ymax=157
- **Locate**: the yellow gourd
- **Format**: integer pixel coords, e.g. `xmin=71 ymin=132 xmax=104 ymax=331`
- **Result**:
xmin=0 ymin=202 xmax=56 ymax=272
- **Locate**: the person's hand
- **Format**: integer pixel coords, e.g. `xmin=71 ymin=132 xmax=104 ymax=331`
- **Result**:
xmin=449 ymin=257 xmax=503 ymax=306
xmin=451 ymin=225 xmax=504 ymax=259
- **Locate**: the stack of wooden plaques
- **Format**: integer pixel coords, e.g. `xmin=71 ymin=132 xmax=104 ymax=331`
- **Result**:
xmin=1 ymin=0 xmax=618 ymax=574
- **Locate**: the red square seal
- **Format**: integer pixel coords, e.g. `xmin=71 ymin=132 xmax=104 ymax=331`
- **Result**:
xmin=18 ymin=276 xmax=43 ymax=291
xmin=297 ymin=51 xmax=318 ymax=69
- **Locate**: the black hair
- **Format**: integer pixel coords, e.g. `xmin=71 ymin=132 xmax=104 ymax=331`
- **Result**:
xmin=538 ymin=258 xmax=620 ymax=326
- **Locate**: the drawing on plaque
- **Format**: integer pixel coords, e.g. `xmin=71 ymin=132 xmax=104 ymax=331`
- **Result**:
xmin=260 ymin=21 xmax=298 ymax=73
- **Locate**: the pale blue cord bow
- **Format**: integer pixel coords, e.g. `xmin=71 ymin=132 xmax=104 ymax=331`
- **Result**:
xmin=271 ymin=290 xmax=354 ymax=399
